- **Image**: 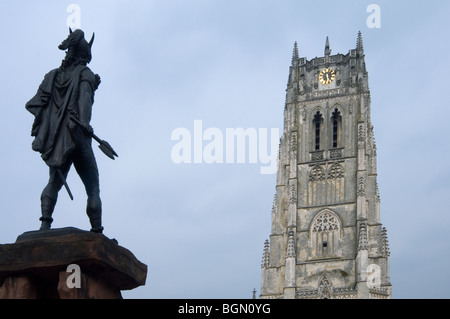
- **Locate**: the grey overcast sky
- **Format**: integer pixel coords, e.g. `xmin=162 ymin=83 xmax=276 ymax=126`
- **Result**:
xmin=0 ymin=1 xmax=449 ymax=299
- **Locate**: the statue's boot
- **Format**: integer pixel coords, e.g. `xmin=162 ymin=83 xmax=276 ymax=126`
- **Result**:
xmin=39 ymin=196 xmax=56 ymax=231
xmin=87 ymin=195 xmax=103 ymax=233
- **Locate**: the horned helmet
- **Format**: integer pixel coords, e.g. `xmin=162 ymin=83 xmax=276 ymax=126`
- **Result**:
xmin=58 ymin=28 xmax=94 ymax=64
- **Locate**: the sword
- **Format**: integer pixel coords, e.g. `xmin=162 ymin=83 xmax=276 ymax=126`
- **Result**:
xmin=56 ymin=168 xmax=74 ymax=201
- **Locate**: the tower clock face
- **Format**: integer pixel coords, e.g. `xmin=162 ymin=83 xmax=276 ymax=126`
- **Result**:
xmin=319 ymin=68 xmax=336 ymax=85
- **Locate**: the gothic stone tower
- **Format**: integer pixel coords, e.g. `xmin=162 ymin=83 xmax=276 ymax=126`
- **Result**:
xmin=260 ymin=33 xmax=391 ymax=299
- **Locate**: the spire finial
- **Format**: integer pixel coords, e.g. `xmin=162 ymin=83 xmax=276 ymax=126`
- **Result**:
xmin=292 ymin=41 xmax=299 ymax=64
xmin=357 ymin=31 xmax=364 ymax=52
xmin=325 ymin=36 xmax=331 ymax=56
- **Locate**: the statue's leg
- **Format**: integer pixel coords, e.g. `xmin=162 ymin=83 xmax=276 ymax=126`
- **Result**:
xmin=39 ymin=162 xmax=71 ymax=231
xmin=73 ymin=143 xmax=103 ymax=233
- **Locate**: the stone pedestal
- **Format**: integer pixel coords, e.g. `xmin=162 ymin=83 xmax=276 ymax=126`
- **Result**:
xmin=0 ymin=227 xmax=147 ymax=299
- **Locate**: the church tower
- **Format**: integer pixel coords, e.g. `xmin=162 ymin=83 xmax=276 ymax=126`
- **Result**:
xmin=260 ymin=33 xmax=392 ymax=299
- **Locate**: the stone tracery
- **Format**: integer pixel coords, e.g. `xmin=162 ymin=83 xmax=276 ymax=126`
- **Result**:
xmin=311 ymin=211 xmax=340 ymax=233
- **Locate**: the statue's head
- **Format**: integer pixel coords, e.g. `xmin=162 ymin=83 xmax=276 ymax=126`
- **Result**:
xmin=59 ymin=28 xmax=94 ymax=64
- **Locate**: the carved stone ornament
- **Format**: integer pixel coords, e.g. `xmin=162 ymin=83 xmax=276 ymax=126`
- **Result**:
xmin=358 ymin=124 xmax=365 ymax=141
xmin=328 ymin=163 xmax=344 ymax=179
xmin=329 ymin=148 xmax=342 ymax=159
xmin=261 ymin=239 xmax=270 ymax=269
xmin=290 ymin=133 xmax=297 ymax=152
xmin=309 ymin=165 xmax=326 ymax=182
xmin=357 ymin=177 xmax=365 ymax=197
xmin=286 ymin=231 xmax=295 ymax=258
xmin=358 ymin=222 xmax=368 ymax=251
xmin=311 ymin=212 xmax=339 ymax=233
xmin=311 ymin=150 xmax=324 ymax=161
xmin=289 ymin=183 xmax=297 ymax=204
xmin=318 ymin=275 xmax=332 ymax=299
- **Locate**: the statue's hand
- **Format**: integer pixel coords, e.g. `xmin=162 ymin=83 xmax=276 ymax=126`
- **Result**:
xmin=82 ymin=123 xmax=94 ymax=136
xmin=94 ymin=74 xmax=101 ymax=90
xmin=68 ymin=119 xmax=77 ymax=131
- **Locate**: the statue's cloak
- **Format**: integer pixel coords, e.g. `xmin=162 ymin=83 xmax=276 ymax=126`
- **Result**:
xmin=26 ymin=65 xmax=93 ymax=168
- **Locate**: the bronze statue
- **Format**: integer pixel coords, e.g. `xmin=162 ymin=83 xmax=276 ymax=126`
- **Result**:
xmin=26 ymin=29 xmax=117 ymax=233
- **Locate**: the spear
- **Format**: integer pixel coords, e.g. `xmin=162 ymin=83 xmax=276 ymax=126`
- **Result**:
xmin=70 ymin=116 xmax=119 ymax=160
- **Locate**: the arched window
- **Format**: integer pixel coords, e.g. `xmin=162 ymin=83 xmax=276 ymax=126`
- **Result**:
xmin=328 ymin=163 xmax=345 ymax=203
xmin=308 ymin=165 xmax=326 ymax=205
xmin=313 ymin=111 xmax=323 ymax=150
xmin=308 ymin=164 xmax=345 ymax=205
xmin=331 ymin=108 xmax=342 ymax=148
xmin=309 ymin=210 xmax=342 ymax=259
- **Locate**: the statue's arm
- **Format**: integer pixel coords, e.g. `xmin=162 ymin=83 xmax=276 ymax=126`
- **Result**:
xmin=78 ymin=81 xmax=93 ymax=125
xmin=75 ymin=68 xmax=100 ymax=135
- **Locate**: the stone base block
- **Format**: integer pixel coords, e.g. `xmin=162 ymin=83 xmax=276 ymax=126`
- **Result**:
xmin=0 ymin=227 xmax=147 ymax=299
xmin=0 ymin=275 xmax=38 ymax=299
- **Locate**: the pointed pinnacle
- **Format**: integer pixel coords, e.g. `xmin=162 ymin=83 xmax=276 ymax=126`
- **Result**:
xmin=357 ymin=31 xmax=364 ymax=52
xmin=292 ymin=41 xmax=299 ymax=64
xmin=325 ymin=36 xmax=331 ymax=56
xmin=261 ymin=239 xmax=270 ymax=269
xmin=358 ymin=222 xmax=368 ymax=251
